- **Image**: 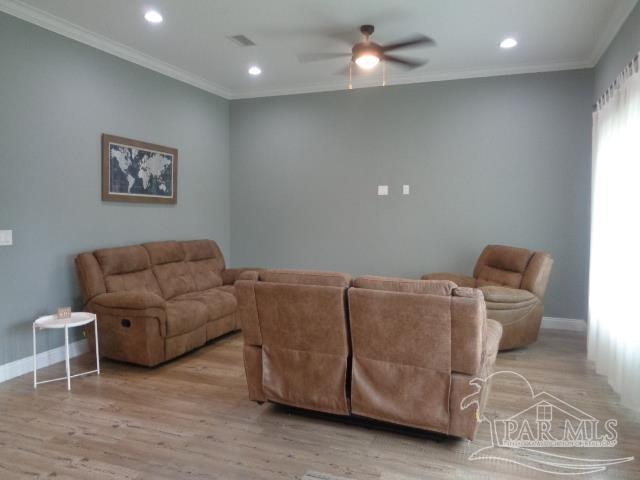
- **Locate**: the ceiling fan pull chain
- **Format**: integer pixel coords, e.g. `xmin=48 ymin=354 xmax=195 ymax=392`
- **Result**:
xmin=382 ymin=61 xmax=386 ymax=87
xmin=348 ymin=62 xmax=353 ymax=90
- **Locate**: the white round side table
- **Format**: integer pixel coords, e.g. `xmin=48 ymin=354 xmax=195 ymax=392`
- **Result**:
xmin=33 ymin=312 xmax=100 ymax=390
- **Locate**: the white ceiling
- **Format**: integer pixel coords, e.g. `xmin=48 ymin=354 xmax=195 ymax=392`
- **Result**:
xmin=1 ymin=0 xmax=637 ymax=99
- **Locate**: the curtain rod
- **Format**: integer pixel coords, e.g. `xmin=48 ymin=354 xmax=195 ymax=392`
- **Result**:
xmin=593 ymin=52 xmax=639 ymax=111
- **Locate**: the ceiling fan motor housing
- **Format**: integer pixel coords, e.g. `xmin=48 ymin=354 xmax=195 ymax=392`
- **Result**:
xmin=352 ymin=42 xmax=382 ymax=61
xmin=360 ymin=24 xmax=375 ymax=37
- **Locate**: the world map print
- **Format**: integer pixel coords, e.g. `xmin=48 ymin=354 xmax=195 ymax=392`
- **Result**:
xmin=109 ymin=142 xmax=173 ymax=198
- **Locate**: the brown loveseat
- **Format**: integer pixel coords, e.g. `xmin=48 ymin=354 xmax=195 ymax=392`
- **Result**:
xmin=238 ymin=269 xmax=502 ymax=440
xmin=75 ymin=239 xmax=258 ymax=366
xmin=423 ymin=244 xmax=553 ymax=350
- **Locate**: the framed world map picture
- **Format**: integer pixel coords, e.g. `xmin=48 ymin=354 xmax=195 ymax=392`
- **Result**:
xmin=102 ymin=134 xmax=178 ymax=204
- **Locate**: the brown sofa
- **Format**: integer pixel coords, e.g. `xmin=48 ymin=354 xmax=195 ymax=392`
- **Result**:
xmin=75 ymin=239 xmax=258 ymax=366
xmin=238 ymin=269 xmax=502 ymax=440
xmin=422 ymin=244 xmax=553 ymax=350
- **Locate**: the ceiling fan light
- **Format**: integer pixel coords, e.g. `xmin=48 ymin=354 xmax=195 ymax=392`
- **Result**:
xmin=144 ymin=10 xmax=163 ymax=24
xmin=355 ymin=54 xmax=380 ymax=70
xmin=500 ymin=37 xmax=518 ymax=49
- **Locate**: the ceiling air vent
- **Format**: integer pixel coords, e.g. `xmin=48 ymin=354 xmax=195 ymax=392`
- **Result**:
xmin=228 ymin=34 xmax=256 ymax=47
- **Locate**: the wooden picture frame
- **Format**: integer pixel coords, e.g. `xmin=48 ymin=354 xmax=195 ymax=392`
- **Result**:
xmin=102 ymin=134 xmax=178 ymax=204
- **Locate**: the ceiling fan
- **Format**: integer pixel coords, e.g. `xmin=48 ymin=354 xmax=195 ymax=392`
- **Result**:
xmin=298 ymin=24 xmax=436 ymax=72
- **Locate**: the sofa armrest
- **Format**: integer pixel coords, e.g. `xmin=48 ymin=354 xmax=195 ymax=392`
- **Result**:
xmin=222 ymin=268 xmax=261 ymax=285
xmin=421 ymin=272 xmax=477 ymax=288
xmin=87 ymin=292 xmax=167 ymax=338
xmin=90 ymin=291 xmax=166 ymax=309
xmin=478 ymin=285 xmax=536 ymax=304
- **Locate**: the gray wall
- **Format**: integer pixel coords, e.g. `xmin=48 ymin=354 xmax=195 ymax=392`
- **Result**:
xmin=231 ymin=70 xmax=594 ymax=319
xmin=594 ymin=1 xmax=640 ymax=100
xmin=0 ymin=13 xmax=230 ymax=365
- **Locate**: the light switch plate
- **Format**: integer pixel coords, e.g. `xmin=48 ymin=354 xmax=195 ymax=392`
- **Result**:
xmin=377 ymin=185 xmax=389 ymax=196
xmin=403 ymin=185 xmax=410 ymax=195
xmin=0 ymin=230 xmax=13 ymax=246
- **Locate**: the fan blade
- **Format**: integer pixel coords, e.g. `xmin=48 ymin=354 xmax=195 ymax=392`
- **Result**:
xmin=382 ymin=54 xmax=427 ymax=70
xmin=297 ymin=52 xmax=351 ymax=63
xmin=382 ymin=34 xmax=435 ymax=52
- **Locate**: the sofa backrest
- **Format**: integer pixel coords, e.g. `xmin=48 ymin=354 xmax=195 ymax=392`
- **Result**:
xmin=75 ymin=239 xmax=226 ymax=303
xmin=473 ymin=244 xmax=533 ymax=289
xmin=251 ymin=269 xmax=352 ymax=415
xmin=473 ymin=244 xmax=553 ymax=298
xmin=347 ymin=276 xmax=487 ymax=432
xmin=182 ymin=239 xmax=225 ymax=290
xmin=143 ymin=241 xmax=196 ymax=299
xmin=94 ymin=245 xmax=163 ymax=298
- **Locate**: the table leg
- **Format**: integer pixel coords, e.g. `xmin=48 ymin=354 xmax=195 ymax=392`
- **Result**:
xmin=94 ymin=317 xmax=100 ymax=375
xmin=33 ymin=323 xmax=37 ymax=389
xmin=64 ymin=325 xmax=71 ymax=391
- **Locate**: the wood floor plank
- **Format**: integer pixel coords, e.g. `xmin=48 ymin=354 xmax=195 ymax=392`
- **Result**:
xmin=0 ymin=330 xmax=638 ymax=479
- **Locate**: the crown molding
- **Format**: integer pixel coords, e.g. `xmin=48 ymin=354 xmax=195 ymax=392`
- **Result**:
xmin=0 ymin=0 xmax=233 ymax=99
xmin=588 ymin=0 xmax=639 ymax=67
xmin=230 ymin=59 xmax=593 ymax=99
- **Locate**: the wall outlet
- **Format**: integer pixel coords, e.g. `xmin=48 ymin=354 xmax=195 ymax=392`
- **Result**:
xmin=0 ymin=230 xmax=12 ymax=246
xmin=377 ymin=185 xmax=389 ymax=196
xmin=402 ymin=185 xmax=410 ymax=195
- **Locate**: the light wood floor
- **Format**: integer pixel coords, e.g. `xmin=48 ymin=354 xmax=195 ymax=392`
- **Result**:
xmin=0 ymin=329 xmax=638 ymax=479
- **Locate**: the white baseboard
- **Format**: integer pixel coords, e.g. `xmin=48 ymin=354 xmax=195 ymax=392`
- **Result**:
xmin=0 ymin=317 xmax=583 ymax=383
xmin=0 ymin=339 xmax=89 ymax=384
xmin=542 ymin=316 xmax=587 ymax=332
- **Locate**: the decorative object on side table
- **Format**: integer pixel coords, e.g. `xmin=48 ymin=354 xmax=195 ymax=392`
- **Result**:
xmin=33 ymin=312 xmax=100 ymax=390
xmin=102 ymin=134 xmax=178 ymax=204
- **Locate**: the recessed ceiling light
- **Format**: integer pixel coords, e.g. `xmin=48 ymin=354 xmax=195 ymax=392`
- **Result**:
xmin=248 ymin=66 xmax=262 ymax=76
xmin=144 ymin=10 xmax=163 ymax=24
xmin=500 ymin=37 xmax=518 ymax=49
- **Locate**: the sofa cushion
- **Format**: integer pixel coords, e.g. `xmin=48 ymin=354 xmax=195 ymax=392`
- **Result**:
xmin=474 ymin=244 xmax=534 ymax=289
xmin=152 ymin=262 xmax=197 ymax=299
xmin=260 ymin=269 xmax=351 ymax=288
xmin=104 ymin=269 xmax=163 ymax=297
xmin=216 ymin=285 xmax=235 ymax=296
xmin=143 ymin=241 xmax=185 ymax=265
xmin=176 ymin=289 xmax=237 ymax=321
xmin=165 ymin=299 xmax=208 ymax=337
xmin=187 ymin=259 xmax=223 ymax=290
xmin=354 ymin=275 xmax=456 ymax=296
xmin=479 ymin=286 xmax=536 ymax=304
xmin=182 ymin=240 xmax=225 ymax=290
xmin=95 ymin=245 xmax=150 ymax=275
xmin=182 ymin=239 xmax=225 ymax=264
xmin=143 ymin=241 xmax=196 ymax=299
xmin=476 ymin=244 xmax=532 ymax=273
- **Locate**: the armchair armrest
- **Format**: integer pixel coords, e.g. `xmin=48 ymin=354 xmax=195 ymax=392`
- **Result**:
xmin=421 ymin=272 xmax=477 ymax=288
xmin=90 ymin=291 xmax=166 ymax=310
xmin=222 ymin=268 xmax=261 ymax=285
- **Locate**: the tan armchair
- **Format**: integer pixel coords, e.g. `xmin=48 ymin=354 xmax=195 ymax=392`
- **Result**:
xmin=422 ymin=245 xmax=553 ymax=350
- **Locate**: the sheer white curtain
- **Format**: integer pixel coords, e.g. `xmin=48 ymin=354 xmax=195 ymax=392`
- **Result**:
xmin=589 ymin=55 xmax=640 ymax=411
